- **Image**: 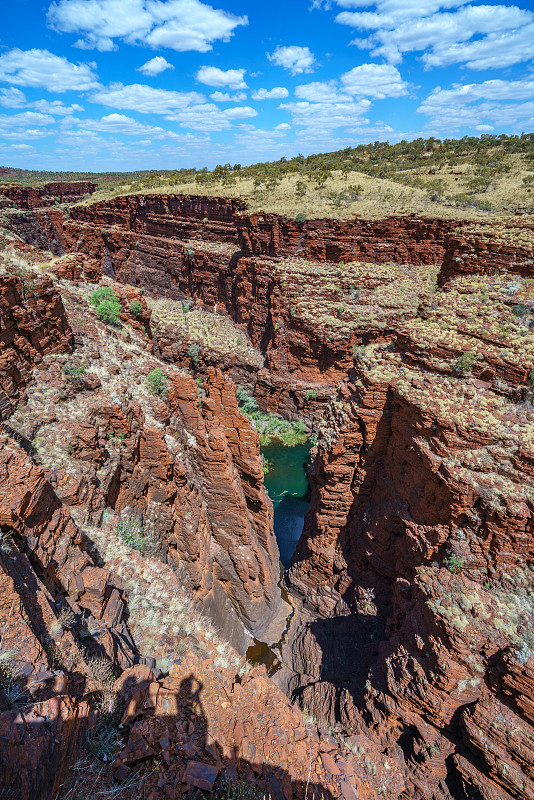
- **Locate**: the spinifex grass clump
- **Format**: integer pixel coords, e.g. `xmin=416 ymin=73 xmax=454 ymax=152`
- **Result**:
xmin=115 ymin=515 xmax=154 ymax=553
xmin=89 ymin=286 xmax=121 ymax=325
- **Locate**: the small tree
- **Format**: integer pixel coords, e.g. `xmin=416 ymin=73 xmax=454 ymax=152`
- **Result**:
xmin=89 ymin=286 xmax=116 ymax=307
xmin=97 ymin=297 xmax=121 ymax=325
xmin=147 ymin=368 xmax=168 ymax=396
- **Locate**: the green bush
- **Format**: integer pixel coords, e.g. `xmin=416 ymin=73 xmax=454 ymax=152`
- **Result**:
xmin=188 ymin=343 xmax=200 ymax=366
xmin=62 ymin=362 xmax=86 ymax=384
xmin=444 ymin=553 xmax=464 ymax=574
xmin=146 ymin=368 xmax=168 ymax=396
xmin=236 ymin=386 xmax=259 ymax=418
xmin=295 ymin=212 xmax=306 ymax=224
xmin=129 ymin=299 xmax=143 ymax=317
xmin=89 ymin=286 xmax=116 ymax=307
xmin=96 ymin=297 xmax=121 ymax=325
xmin=453 ymin=351 xmax=477 ymax=376
xmin=115 ymin=515 xmax=153 ymax=553
xmin=305 ymin=389 xmax=317 ymax=401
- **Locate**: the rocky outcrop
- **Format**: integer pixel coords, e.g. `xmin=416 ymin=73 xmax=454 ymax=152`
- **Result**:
xmin=236 ymin=212 xmax=456 ymax=263
xmin=281 ymin=323 xmax=534 ymax=797
xmin=439 ymin=221 xmax=534 ymax=284
xmin=0 ymin=181 xmax=96 ymax=209
xmin=0 ymin=273 xmax=72 ymax=420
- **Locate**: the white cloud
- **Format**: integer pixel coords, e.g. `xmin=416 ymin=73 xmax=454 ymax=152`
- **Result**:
xmin=279 ymin=99 xmax=371 ymax=130
xmin=165 ymin=102 xmax=257 ymax=130
xmin=340 ymin=63 xmax=408 ymax=98
xmin=0 ymin=87 xmax=26 ymax=108
xmin=275 ymin=122 xmax=291 ymax=130
xmin=80 ymin=112 xmax=196 ymax=139
xmin=251 ymin=87 xmax=289 ymax=100
xmin=90 ymin=83 xmax=205 ymax=114
xmin=210 ymin=90 xmax=247 ymax=101
xmin=47 ymin=0 xmax=248 ymax=53
xmin=32 ymin=99 xmax=84 ymax=115
xmin=295 ymin=80 xmax=352 ymax=103
xmin=195 ymin=66 xmax=247 ymax=89
xmin=137 ymin=56 xmax=174 ymax=76
xmin=417 ymin=78 xmax=534 ymax=129
xmin=268 ymin=45 xmax=316 ymax=75
xmin=334 ymin=2 xmax=534 ymax=70
xmin=0 ymin=111 xmax=56 ymax=141
xmin=0 ymin=48 xmax=99 ymax=92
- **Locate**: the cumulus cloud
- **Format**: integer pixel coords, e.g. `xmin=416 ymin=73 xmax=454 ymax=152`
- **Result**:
xmin=268 ymin=45 xmax=316 ymax=75
xmin=210 ymin=90 xmax=247 ymax=101
xmin=295 ymin=80 xmax=352 ymax=103
xmin=0 ymin=111 xmax=56 ymax=141
xmin=137 ymin=56 xmax=174 ymax=76
xmin=195 ymin=66 xmax=247 ymax=89
xmin=47 ymin=0 xmax=248 ymax=53
xmin=90 ymin=83 xmax=205 ymax=114
xmin=173 ymin=104 xmax=256 ymax=130
xmin=0 ymin=87 xmax=26 ymax=108
xmin=417 ymin=77 xmax=534 ymax=129
xmin=251 ymin=87 xmax=289 ymax=100
xmin=279 ymin=99 xmax=371 ymax=130
xmin=334 ymin=1 xmax=534 ymax=70
xmin=0 ymin=48 xmax=99 ymax=92
xmin=340 ymin=63 xmax=409 ymax=98
xmin=80 ymin=112 xmax=193 ymax=139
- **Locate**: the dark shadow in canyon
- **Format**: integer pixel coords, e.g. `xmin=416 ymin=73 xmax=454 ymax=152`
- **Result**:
xmin=2 ymin=670 xmax=366 ymax=800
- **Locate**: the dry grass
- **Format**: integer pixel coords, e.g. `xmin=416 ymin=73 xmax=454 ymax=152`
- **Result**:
xmin=77 ymin=164 xmax=532 ymax=222
xmin=149 ymin=296 xmax=263 ymax=368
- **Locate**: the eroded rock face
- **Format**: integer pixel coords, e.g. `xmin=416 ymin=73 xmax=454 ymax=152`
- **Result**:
xmin=2 ymin=189 xmax=534 ymax=800
xmin=0 ymin=181 xmax=96 ymax=209
xmin=0 ymin=273 xmax=72 ymax=419
xmin=281 ymin=275 xmax=534 ymax=797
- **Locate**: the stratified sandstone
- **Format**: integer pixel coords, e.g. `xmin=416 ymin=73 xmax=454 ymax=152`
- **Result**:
xmin=1 ymin=186 xmax=533 ymax=800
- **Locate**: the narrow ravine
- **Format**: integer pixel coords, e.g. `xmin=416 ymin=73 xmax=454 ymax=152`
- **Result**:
xmin=262 ymin=441 xmax=312 ymax=567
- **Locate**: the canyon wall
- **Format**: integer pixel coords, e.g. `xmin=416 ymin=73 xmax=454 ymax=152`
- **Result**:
xmin=0 ymin=181 xmax=96 ymax=209
xmin=2 ymin=187 xmax=534 ymax=799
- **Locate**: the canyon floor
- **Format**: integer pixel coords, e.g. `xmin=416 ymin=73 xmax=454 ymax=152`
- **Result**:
xmin=0 ymin=176 xmax=533 ymax=800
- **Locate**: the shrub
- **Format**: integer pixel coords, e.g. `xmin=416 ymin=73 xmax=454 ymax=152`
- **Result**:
xmin=295 ymin=212 xmax=306 ymax=224
xmin=115 ymin=515 xmax=153 ymax=553
xmin=89 ymin=286 xmax=116 ymax=307
xmin=529 ymin=368 xmax=534 ymax=386
xmin=147 ymin=368 xmax=168 ymax=396
xmin=305 ymin=389 xmax=317 ymax=401
xmin=453 ymin=351 xmax=477 ymax=376
xmin=236 ymin=386 xmax=259 ymax=418
xmin=261 ymin=453 xmax=272 ymax=475
xmin=188 ymin=343 xmax=200 ymax=366
xmin=62 ymin=362 xmax=86 ymax=384
xmin=444 ymin=553 xmax=464 ymax=574
xmin=352 ymin=345 xmax=368 ymax=362
xmin=182 ymin=299 xmax=191 ymax=313
xmin=96 ymin=297 xmax=121 ymax=325
xmin=129 ymin=299 xmax=143 ymax=317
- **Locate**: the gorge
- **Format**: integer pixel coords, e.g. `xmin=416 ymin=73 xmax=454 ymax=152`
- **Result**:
xmin=0 ymin=181 xmax=533 ymax=800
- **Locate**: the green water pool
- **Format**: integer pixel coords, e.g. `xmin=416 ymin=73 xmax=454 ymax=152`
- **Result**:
xmin=261 ymin=441 xmax=312 ymax=567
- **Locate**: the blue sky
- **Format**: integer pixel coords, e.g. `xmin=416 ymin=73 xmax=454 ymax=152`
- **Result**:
xmin=1 ymin=0 xmax=534 ymax=171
